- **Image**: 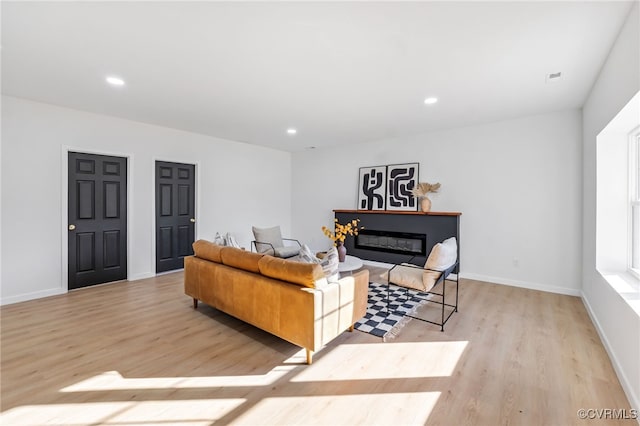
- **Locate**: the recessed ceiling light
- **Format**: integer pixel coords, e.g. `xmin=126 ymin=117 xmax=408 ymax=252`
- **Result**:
xmin=287 ymin=128 xmax=297 ymax=135
xmin=546 ymin=72 xmax=562 ymax=83
xmin=424 ymin=97 xmax=438 ymax=105
xmin=106 ymin=76 xmax=125 ymax=86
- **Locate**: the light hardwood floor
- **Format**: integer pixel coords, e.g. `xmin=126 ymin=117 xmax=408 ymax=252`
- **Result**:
xmin=0 ymin=267 xmax=633 ymax=425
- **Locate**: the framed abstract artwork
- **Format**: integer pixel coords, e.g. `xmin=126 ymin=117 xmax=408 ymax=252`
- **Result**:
xmin=357 ymin=166 xmax=386 ymax=210
xmin=386 ymin=163 xmax=419 ymax=211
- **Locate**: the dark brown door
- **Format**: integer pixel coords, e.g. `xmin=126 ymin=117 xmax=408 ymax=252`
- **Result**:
xmin=68 ymin=152 xmax=127 ymax=290
xmin=156 ymin=161 xmax=195 ymax=273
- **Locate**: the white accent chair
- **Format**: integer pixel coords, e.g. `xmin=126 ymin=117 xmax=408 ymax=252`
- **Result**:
xmin=382 ymin=237 xmax=459 ymax=331
xmin=251 ymin=226 xmax=301 ymax=259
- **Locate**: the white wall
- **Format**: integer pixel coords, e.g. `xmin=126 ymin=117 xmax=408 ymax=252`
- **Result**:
xmin=582 ymin=3 xmax=640 ymax=411
xmin=292 ymin=109 xmax=583 ymax=296
xmin=1 ymin=96 xmax=292 ymax=304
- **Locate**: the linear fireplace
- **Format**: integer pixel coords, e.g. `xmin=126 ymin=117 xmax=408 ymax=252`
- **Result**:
xmin=355 ymin=229 xmax=427 ymax=256
xmin=334 ymin=210 xmax=461 ymax=267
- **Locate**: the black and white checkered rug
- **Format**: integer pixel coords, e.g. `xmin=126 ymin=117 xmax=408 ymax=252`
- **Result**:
xmin=354 ymin=282 xmax=428 ymax=340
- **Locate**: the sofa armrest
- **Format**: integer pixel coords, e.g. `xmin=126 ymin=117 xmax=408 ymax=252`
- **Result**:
xmin=349 ymin=269 xmax=369 ymax=324
xmin=305 ymin=269 xmax=369 ymax=349
xmin=184 ymin=255 xmax=200 ymax=301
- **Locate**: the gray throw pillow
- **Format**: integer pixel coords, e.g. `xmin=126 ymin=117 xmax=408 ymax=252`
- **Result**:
xmin=319 ymin=247 xmax=340 ymax=282
xmin=213 ymin=232 xmax=226 ymax=246
xmin=296 ymin=245 xmax=339 ymax=282
xmin=299 ymin=244 xmax=320 ymax=263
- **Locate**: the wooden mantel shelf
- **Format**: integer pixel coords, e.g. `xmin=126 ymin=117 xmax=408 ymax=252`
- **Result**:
xmin=334 ymin=209 xmax=462 ymax=216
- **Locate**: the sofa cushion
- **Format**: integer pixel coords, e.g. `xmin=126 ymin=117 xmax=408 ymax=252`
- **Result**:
xmin=258 ymin=256 xmax=327 ymax=288
xmin=274 ymin=246 xmax=301 ymax=258
xmin=380 ymin=263 xmax=441 ymax=293
xmin=220 ymin=247 xmax=264 ymax=273
xmin=192 ymin=239 xmax=223 ymax=263
xmin=381 ymin=263 xmax=422 ymax=290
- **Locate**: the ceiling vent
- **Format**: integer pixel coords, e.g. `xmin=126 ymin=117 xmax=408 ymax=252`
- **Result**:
xmin=546 ymin=72 xmax=562 ymax=83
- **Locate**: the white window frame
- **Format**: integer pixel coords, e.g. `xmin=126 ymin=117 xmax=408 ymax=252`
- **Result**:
xmin=629 ymin=128 xmax=640 ymax=279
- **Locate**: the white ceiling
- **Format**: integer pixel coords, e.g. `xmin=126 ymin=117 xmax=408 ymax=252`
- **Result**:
xmin=1 ymin=1 xmax=635 ymax=152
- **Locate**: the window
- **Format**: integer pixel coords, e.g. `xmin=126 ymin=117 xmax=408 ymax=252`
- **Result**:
xmin=631 ymin=131 xmax=640 ymax=277
xmin=596 ymin=91 xmax=639 ymax=282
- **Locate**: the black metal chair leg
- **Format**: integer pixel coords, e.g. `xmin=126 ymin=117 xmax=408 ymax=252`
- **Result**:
xmin=455 ymin=274 xmax=459 ymax=312
xmin=441 ymin=277 xmax=446 ymax=330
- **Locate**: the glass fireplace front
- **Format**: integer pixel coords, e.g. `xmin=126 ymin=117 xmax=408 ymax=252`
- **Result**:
xmin=355 ymin=229 xmax=427 ymax=256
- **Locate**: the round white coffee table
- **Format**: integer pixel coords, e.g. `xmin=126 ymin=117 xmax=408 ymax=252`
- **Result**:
xmin=338 ymin=255 xmax=364 ymax=273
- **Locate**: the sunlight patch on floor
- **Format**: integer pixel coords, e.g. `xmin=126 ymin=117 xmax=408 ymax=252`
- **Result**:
xmin=233 ymin=392 xmax=441 ymax=425
xmin=60 ymin=365 xmax=296 ymax=392
xmin=292 ymin=341 xmax=468 ymax=381
xmin=0 ymin=400 xmax=245 ymax=426
xmin=283 ymin=348 xmax=308 ymax=365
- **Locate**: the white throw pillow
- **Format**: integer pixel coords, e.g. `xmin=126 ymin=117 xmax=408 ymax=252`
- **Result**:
xmin=425 ymin=237 xmax=457 ymax=271
xmin=225 ymin=233 xmax=241 ymax=248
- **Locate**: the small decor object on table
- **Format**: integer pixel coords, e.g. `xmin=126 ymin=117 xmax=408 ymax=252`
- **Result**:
xmin=411 ymin=182 xmax=441 ymax=212
xmin=321 ymin=218 xmax=363 ymax=262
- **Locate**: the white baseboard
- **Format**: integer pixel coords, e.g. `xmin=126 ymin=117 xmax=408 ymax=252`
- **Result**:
xmin=0 ymin=287 xmax=66 ymax=306
xmin=362 ymin=259 xmax=394 ymax=269
xmin=362 ymin=261 xmax=581 ymax=297
xmin=1 ymin=271 xmax=179 ymax=306
xmin=154 ymin=268 xmax=183 ymax=277
xmin=460 ymin=272 xmax=581 ymax=297
xmin=128 ymin=272 xmax=156 ymax=281
xmin=581 ymin=293 xmax=640 ymax=416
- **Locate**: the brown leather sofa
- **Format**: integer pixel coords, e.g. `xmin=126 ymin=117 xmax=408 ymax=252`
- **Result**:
xmin=184 ymin=240 xmax=369 ymax=364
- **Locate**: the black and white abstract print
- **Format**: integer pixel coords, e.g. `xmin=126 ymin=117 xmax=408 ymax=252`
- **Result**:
xmin=358 ymin=166 xmax=386 ymax=210
xmin=386 ymin=163 xmax=419 ymax=211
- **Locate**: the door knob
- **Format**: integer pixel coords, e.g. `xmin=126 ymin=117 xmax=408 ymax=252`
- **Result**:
xmin=190 ymin=218 xmax=196 ymax=223
xmin=68 ymin=224 xmax=76 ymax=231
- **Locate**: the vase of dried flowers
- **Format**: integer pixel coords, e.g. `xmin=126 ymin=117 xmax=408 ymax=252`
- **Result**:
xmin=321 ymin=218 xmax=363 ymax=262
xmin=420 ymin=197 xmax=432 ymax=213
xmin=411 ymin=182 xmax=441 ymax=213
xmin=336 ymin=241 xmax=347 ymax=262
